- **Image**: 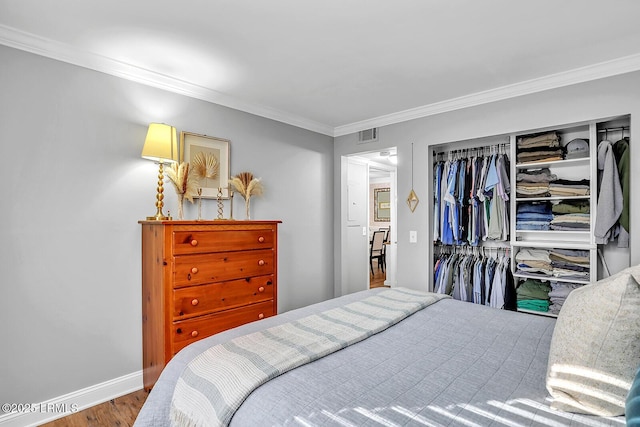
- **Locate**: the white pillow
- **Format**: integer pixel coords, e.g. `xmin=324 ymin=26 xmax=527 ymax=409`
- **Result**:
xmin=546 ymin=266 xmax=640 ymax=416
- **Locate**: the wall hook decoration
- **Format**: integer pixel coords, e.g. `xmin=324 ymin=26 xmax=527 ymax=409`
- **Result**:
xmin=406 ymin=143 xmax=419 ymax=212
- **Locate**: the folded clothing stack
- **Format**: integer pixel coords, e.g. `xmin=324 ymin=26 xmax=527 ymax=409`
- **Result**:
xmin=516 ymin=202 xmax=553 ymax=230
xmin=515 ymin=248 xmax=552 ymax=276
xmin=550 ymin=213 xmax=590 ymax=231
xmin=552 ymin=199 xmax=590 ymax=215
xmin=515 ymin=167 xmax=556 ymax=198
xmin=515 ymin=168 xmax=557 ymax=183
xmin=515 ymin=248 xmax=590 ymax=281
xmin=548 ymin=281 xmax=582 ymax=315
xmin=548 ymin=248 xmax=590 ymax=281
xmin=516 ymin=132 xmax=563 ymax=163
xmin=516 ymin=181 xmax=550 ymax=198
xmin=550 ymin=199 xmax=590 ymax=230
xmin=516 ymin=278 xmax=551 ymax=312
xmin=548 ymin=179 xmax=590 ymax=197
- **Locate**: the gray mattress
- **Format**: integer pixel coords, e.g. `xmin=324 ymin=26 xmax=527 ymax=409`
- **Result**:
xmin=134 ymin=288 xmax=625 ymax=426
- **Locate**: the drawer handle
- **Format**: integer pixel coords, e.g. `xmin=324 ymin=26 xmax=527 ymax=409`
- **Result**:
xmin=190 ymin=239 xmax=198 ymax=247
xmin=191 ymin=330 xmax=199 ymax=338
xmin=258 ymin=259 xmax=265 ymax=266
xmin=258 ymin=313 xmax=265 ymax=320
xmin=191 ymin=267 xmax=199 ymax=274
xmin=191 ymin=298 xmax=199 ymax=306
xmin=258 ymin=286 xmax=265 ymax=293
xmin=258 ymin=236 xmax=265 ymax=243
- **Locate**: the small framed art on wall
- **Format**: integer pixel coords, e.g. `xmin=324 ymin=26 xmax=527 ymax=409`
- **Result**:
xmin=181 ymin=132 xmax=230 ymax=198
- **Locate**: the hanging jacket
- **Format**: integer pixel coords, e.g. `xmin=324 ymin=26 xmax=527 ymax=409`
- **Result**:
xmin=594 ymin=140 xmax=623 ymax=244
xmin=613 ymin=137 xmax=629 ymax=247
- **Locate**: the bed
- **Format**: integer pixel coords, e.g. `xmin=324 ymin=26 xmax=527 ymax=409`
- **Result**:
xmin=134 ymin=287 xmax=628 ymax=427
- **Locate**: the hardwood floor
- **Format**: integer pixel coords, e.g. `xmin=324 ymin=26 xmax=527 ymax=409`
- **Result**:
xmin=43 ymin=269 xmax=386 ymax=427
xmin=370 ymin=260 xmax=388 ymax=288
xmin=39 ymin=389 xmax=148 ymax=427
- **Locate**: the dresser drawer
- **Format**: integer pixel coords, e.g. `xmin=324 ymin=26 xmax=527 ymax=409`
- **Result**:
xmin=174 ymin=249 xmax=274 ymax=287
xmin=173 ymin=275 xmax=275 ymax=320
xmin=171 ymin=301 xmax=275 ymax=354
xmin=173 ymin=229 xmax=274 ymax=255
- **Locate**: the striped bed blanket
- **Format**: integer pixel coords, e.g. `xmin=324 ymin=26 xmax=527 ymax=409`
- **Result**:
xmin=169 ymin=288 xmax=449 ymax=427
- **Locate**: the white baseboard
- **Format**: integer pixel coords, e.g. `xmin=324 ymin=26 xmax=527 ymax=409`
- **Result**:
xmin=0 ymin=370 xmax=143 ymax=427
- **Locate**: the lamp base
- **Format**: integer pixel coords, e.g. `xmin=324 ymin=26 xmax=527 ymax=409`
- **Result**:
xmin=146 ymin=162 xmax=172 ymax=221
xmin=146 ymin=214 xmax=171 ymax=221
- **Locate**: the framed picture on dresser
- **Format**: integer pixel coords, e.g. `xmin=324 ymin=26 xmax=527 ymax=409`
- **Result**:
xmin=181 ymin=131 xmax=231 ymax=198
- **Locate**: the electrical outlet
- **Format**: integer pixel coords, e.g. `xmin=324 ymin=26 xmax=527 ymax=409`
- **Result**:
xmin=409 ymin=230 xmax=417 ymax=243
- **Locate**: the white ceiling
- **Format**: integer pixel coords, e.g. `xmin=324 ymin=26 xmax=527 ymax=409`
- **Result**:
xmin=2 ymin=1 xmax=640 ymax=137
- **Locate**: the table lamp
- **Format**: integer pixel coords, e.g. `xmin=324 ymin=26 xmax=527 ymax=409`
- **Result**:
xmin=141 ymin=123 xmax=178 ymax=220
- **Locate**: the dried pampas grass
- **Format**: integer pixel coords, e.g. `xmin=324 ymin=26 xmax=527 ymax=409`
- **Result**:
xmin=230 ymin=172 xmax=263 ymax=199
xmin=165 ymin=162 xmax=199 ymax=203
xmin=230 ymin=171 xmax=263 ymax=219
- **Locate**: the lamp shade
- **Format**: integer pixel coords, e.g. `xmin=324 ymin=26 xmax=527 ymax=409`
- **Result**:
xmin=141 ymin=123 xmax=178 ymax=163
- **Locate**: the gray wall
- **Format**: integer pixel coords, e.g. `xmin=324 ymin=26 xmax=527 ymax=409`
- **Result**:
xmin=335 ymin=71 xmax=640 ymax=293
xmin=0 ymin=45 xmax=334 ymax=405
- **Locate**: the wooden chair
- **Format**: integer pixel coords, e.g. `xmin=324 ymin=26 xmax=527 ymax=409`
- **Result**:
xmin=370 ymin=230 xmax=386 ymax=276
xmin=382 ymin=226 xmax=390 ymax=244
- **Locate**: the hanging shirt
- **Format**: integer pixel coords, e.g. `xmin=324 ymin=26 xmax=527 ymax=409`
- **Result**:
xmin=484 ymin=257 xmax=496 ymax=306
xmin=456 ymin=158 xmax=467 ymax=244
xmin=440 ymin=161 xmax=454 ymax=245
xmin=489 ymin=259 xmax=506 ymax=309
xmin=473 ymin=257 xmax=485 ymax=304
xmin=446 ymin=160 xmax=461 ymax=243
xmin=613 ymin=137 xmax=630 ymax=247
xmin=433 ymin=162 xmax=443 ymax=242
xmin=484 ymin=154 xmax=499 ymax=193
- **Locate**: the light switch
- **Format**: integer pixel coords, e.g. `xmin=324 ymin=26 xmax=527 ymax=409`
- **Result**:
xmin=409 ymin=230 xmax=417 ymax=243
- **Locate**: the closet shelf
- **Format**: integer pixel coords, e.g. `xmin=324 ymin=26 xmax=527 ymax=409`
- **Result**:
xmin=515 ymin=196 xmax=590 ymax=202
xmin=515 ymin=230 xmax=591 ymax=239
xmin=515 ymin=157 xmax=590 ymax=169
xmin=512 ymin=272 xmax=591 ymax=285
xmin=510 ymin=240 xmax=596 ymax=250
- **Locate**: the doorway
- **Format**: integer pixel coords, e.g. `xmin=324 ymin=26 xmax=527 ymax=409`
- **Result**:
xmin=340 ymin=148 xmax=397 ymax=294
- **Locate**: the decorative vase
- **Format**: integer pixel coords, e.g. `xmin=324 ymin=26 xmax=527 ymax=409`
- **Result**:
xmin=177 ymin=193 xmax=185 ymax=220
xmin=196 ymin=188 xmax=203 ymax=220
xmin=245 ymin=197 xmax=251 ymax=220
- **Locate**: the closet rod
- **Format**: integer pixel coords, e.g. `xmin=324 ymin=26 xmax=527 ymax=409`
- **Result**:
xmin=435 ymin=142 xmax=511 ymax=157
xmin=597 ymin=126 xmax=629 ymax=133
xmin=434 ymin=243 xmax=511 ymax=253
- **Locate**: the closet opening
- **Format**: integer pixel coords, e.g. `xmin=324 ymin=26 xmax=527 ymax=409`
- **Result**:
xmin=429 ymin=137 xmax=513 ymax=309
xmin=427 ymin=114 xmax=631 ymax=318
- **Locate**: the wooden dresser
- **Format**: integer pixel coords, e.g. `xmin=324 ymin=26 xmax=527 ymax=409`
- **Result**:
xmin=139 ymin=220 xmax=280 ymax=390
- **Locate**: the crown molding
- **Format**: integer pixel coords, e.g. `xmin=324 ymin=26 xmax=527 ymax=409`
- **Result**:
xmin=0 ymin=25 xmax=335 ymax=136
xmin=2 ymin=25 xmax=639 ymax=139
xmin=333 ymin=53 xmax=640 ymax=137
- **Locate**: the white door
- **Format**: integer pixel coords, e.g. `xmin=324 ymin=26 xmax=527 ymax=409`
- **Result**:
xmin=341 ymin=157 xmax=369 ymax=295
xmin=385 ymin=168 xmax=397 ymax=287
